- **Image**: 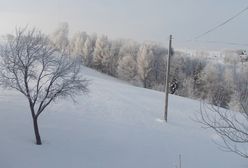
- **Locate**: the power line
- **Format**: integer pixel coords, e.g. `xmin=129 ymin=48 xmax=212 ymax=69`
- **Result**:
xmin=191 ymin=5 xmax=248 ymax=41
xmin=174 ymin=39 xmax=248 ymax=48
xmin=194 ymin=40 xmax=248 ymax=47
xmin=175 ymin=39 xmax=248 ymax=47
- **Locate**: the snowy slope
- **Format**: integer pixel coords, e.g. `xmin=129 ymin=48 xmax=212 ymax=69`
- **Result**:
xmin=0 ymin=67 xmax=247 ymax=168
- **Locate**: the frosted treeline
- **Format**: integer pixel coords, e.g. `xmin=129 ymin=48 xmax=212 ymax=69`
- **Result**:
xmin=51 ymin=23 xmax=248 ymax=111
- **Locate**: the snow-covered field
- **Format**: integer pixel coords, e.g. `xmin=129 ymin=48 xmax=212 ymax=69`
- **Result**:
xmin=0 ymin=67 xmax=247 ymax=168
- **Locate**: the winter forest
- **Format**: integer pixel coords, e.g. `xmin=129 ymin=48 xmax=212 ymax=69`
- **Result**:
xmin=51 ymin=23 xmax=248 ymax=112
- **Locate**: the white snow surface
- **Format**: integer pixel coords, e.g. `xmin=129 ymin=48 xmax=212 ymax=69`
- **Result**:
xmin=0 ymin=66 xmax=247 ymax=168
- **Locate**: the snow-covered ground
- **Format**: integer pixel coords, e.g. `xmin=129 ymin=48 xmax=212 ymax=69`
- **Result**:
xmin=0 ymin=67 xmax=247 ymax=168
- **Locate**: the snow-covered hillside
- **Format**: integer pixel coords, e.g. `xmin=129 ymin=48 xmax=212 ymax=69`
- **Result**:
xmin=0 ymin=67 xmax=247 ymax=168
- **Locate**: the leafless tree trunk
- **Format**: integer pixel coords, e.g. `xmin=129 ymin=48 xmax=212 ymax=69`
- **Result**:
xmin=0 ymin=27 xmax=89 ymax=145
xmin=33 ymin=116 xmax=41 ymax=145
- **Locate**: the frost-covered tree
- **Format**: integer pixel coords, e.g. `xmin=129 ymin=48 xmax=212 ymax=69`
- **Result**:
xmin=82 ymin=36 xmax=94 ymax=66
xmin=117 ymin=54 xmax=137 ymax=81
xmin=108 ymin=40 xmax=123 ymax=76
xmin=169 ymin=53 xmax=185 ymax=94
xmin=151 ymin=44 xmax=167 ymax=86
xmin=178 ymin=77 xmax=195 ymax=98
xmin=201 ymin=63 xmax=232 ymax=108
xmin=0 ymin=28 xmax=89 ymax=145
xmin=223 ymin=49 xmax=240 ymax=64
xmin=70 ymin=31 xmax=87 ymax=59
xmin=227 ymin=65 xmax=248 ymax=111
xmin=101 ymin=46 xmax=112 ymax=74
xmin=50 ymin=22 xmax=70 ymax=53
xmin=192 ymin=61 xmax=206 ymax=98
xmin=92 ymin=35 xmax=110 ymax=72
xmin=137 ymin=43 xmax=154 ymax=88
xmin=118 ymin=40 xmax=139 ymax=59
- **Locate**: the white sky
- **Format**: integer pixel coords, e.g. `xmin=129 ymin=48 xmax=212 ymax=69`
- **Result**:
xmin=0 ymin=0 xmax=247 ymax=49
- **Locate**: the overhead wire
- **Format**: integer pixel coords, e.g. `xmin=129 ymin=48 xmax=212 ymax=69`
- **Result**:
xmin=193 ymin=5 xmax=248 ymax=40
xmin=194 ymin=40 xmax=248 ymax=47
xmin=174 ymin=39 xmax=248 ymax=47
xmin=176 ymin=5 xmax=248 ymax=47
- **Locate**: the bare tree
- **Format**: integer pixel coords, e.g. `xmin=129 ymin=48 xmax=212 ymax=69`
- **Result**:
xmin=0 ymin=28 xmax=89 ymax=145
xmin=199 ymin=83 xmax=248 ymax=158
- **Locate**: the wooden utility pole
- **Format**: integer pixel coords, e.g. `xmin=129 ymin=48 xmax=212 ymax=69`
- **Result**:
xmin=179 ymin=154 xmax=182 ymax=168
xmin=164 ymin=35 xmax=172 ymax=122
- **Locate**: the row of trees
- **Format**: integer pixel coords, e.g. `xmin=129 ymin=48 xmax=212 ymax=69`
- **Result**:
xmin=51 ymin=23 xmax=168 ymax=88
xmin=50 ymin=23 xmax=247 ymax=112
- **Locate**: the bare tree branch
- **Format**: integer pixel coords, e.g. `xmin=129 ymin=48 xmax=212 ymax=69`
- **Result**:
xmin=198 ymin=98 xmax=248 ymax=158
xmin=0 ymin=27 xmax=89 ymax=145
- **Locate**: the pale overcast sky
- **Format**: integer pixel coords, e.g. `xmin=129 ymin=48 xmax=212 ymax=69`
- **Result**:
xmin=0 ymin=0 xmax=247 ymax=49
